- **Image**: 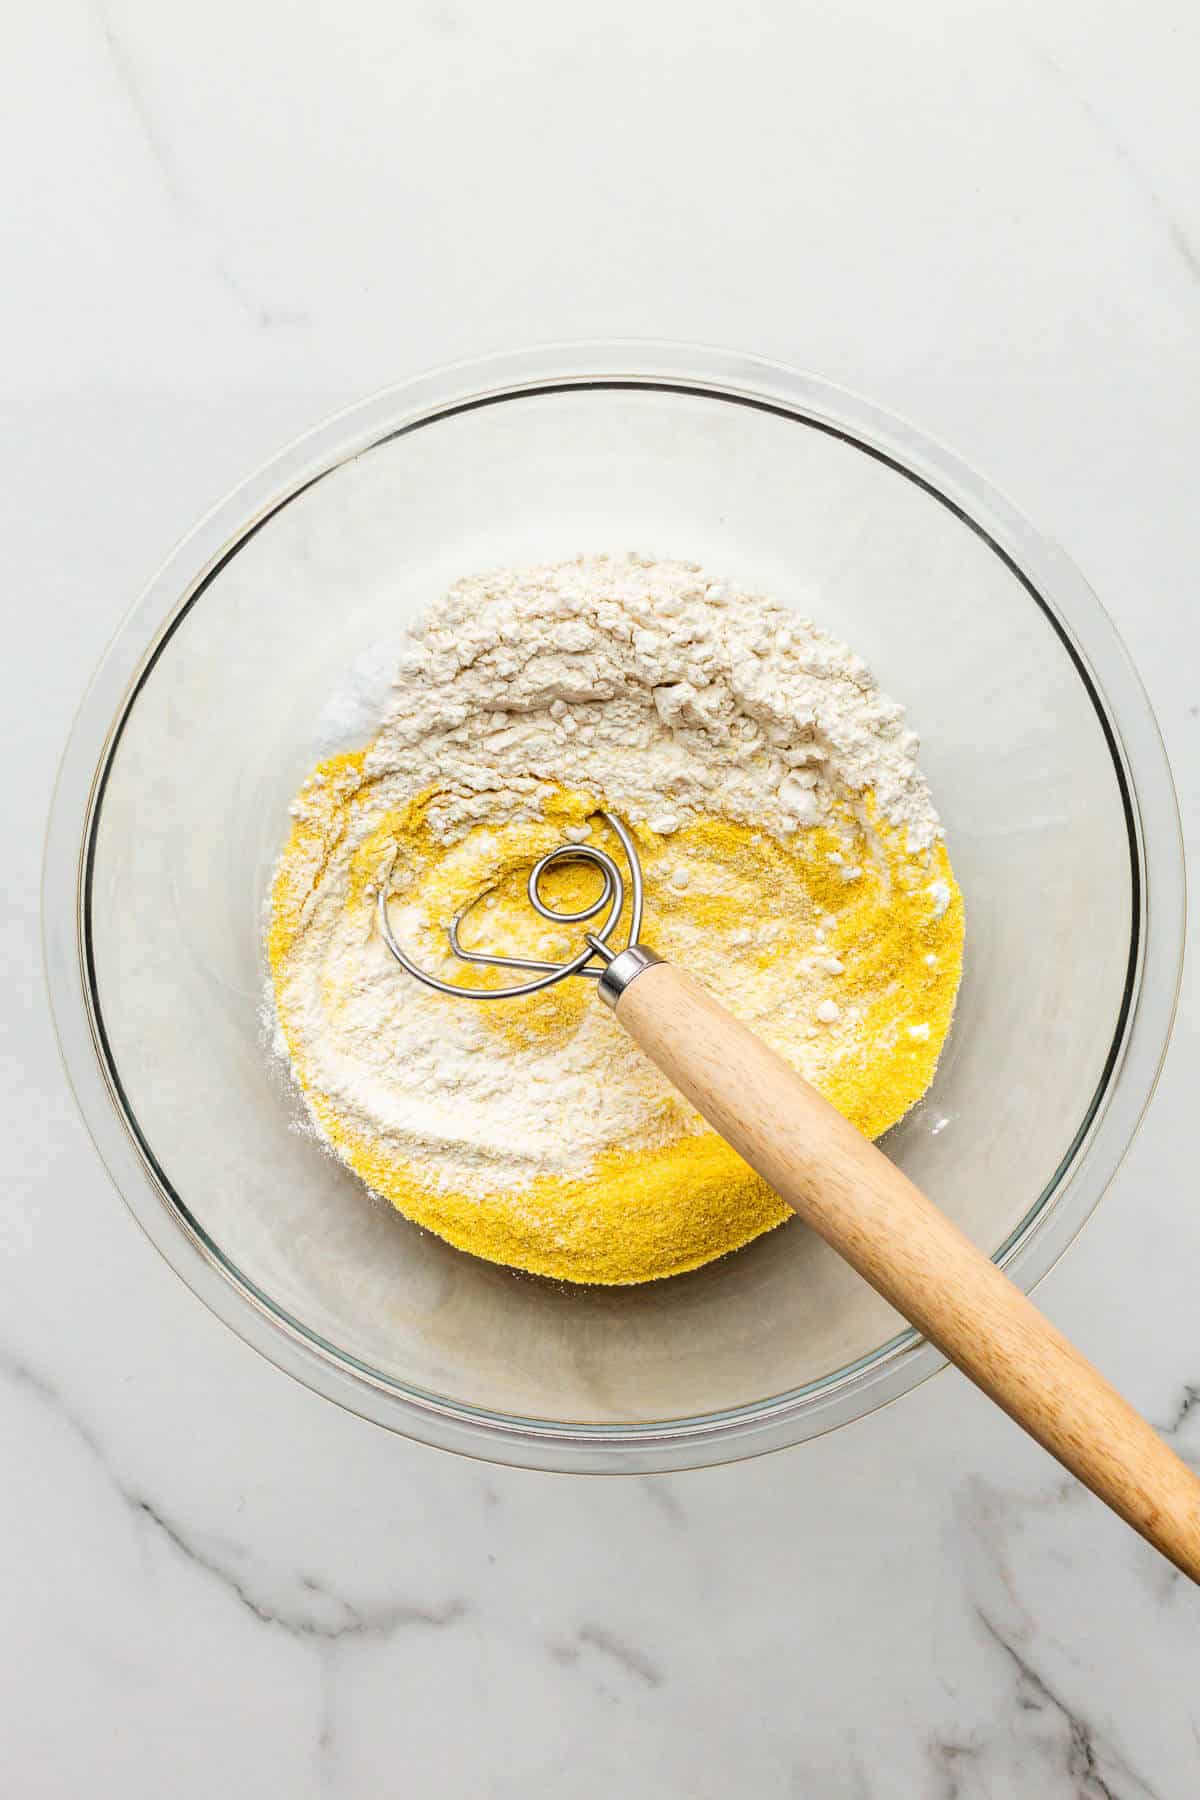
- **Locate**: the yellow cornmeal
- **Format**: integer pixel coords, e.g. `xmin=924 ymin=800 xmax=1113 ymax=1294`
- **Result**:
xmin=269 ymin=753 xmax=964 ymax=1284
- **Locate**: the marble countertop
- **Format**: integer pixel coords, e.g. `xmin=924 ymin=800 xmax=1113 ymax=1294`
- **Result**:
xmin=6 ymin=3 xmax=1198 ymax=1793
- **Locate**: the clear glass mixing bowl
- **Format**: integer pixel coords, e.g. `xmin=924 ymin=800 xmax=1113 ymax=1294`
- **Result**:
xmin=43 ymin=345 xmax=1185 ymax=1471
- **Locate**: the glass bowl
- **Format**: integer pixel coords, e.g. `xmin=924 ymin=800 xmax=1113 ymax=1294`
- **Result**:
xmin=43 ymin=344 xmax=1184 ymax=1471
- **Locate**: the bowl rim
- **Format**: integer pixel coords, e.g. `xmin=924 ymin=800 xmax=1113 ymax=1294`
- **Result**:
xmin=42 ymin=340 xmax=1187 ymax=1472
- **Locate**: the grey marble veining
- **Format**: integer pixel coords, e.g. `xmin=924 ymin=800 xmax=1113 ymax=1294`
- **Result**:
xmin=4 ymin=2 xmax=1199 ymax=1794
xmin=1033 ymin=47 xmax=1200 ymax=284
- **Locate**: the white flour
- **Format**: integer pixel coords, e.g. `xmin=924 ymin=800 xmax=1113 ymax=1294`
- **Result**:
xmin=270 ymin=554 xmax=945 ymax=1200
xmin=362 ymin=553 xmax=938 ymax=850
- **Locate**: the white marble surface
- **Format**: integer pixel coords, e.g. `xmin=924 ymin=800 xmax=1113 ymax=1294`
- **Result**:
xmin=5 ymin=2 xmax=1199 ymax=1793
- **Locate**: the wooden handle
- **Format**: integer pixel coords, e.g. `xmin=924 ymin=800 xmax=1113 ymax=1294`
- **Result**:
xmin=616 ymin=961 xmax=1200 ymax=1583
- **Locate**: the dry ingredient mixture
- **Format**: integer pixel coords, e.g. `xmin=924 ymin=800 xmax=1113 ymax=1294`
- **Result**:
xmin=267 ymin=555 xmax=964 ymax=1284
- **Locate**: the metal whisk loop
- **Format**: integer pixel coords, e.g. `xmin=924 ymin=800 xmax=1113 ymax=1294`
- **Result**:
xmin=450 ymin=845 xmax=624 ymax=980
xmin=377 ymin=810 xmax=644 ymax=1001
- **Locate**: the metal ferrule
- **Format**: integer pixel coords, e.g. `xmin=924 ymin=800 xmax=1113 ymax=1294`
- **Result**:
xmin=597 ymin=945 xmax=664 ymax=1010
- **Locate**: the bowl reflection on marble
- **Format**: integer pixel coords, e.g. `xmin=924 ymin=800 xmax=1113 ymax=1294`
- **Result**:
xmin=43 ymin=345 xmax=1184 ymax=1471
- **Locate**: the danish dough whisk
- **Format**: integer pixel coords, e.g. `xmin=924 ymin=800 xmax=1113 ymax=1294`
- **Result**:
xmin=379 ymin=812 xmax=1200 ymax=1584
